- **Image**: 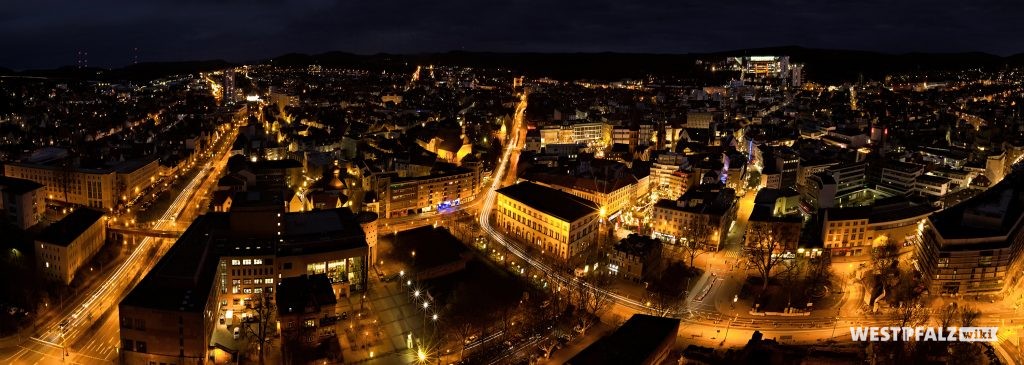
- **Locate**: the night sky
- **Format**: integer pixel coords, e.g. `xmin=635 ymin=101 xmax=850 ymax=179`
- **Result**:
xmin=2 ymin=0 xmax=1022 ymax=70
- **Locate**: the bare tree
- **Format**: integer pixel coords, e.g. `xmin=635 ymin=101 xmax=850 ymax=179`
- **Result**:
xmin=871 ymin=242 xmax=902 ymax=295
xmin=960 ymin=305 xmax=981 ymax=328
xmin=806 ymin=256 xmax=834 ymax=290
xmin=242 ymin=291 xmax=275 ymax=364
xmin=744 ymin=225 xmax=795 ymax=292
xmin=679 ymin=219 xmax=714 ymax=268
xmin=570 ymin=274 xmax=612 ymax=338
xmin=938 ymin=303 xmax=958 ymax=329
xmin=646 ymin=260 xmax=690 ymax=316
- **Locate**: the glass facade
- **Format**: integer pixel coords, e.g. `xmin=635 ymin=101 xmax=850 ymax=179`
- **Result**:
xmin=305 ymin=257 xmax=365 ymax=290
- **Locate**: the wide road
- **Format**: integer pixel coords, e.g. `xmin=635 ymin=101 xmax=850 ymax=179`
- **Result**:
xmin=1 ymin=121 xmax=240 ymax=365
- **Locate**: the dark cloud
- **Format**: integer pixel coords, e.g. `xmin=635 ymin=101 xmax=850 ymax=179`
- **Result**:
xmin=1 ymin=0 xmax=1022 ymax=69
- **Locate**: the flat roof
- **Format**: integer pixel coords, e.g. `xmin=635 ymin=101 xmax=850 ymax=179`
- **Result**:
xmin=916 ymin=174 xmax=951 ymax=185
xmin=930 ymin=171 xmax=1024 ymax=240
xmin=121 ymin=214 xmax=222 ymax=312
xmin=825 ymin=202 xmax=935 ymax=224
xmin=0 ymin=175 xmax=44 ymax=194
xmin=277 ymin=274 xmax=337 ymax=316
xmin=36 ymin=209 xmax=105 ymax=247
xmin=566 ymin=314 xmax=680 ymax=365
xmin=392 ymin=226 xmax=468 ymax=272
xmin=497 ymin=181 xmax=598 ymax=222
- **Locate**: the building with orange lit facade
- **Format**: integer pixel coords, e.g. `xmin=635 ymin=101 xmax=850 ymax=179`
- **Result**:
xmin=496 ymin=182 xmax=600 ymax=264
xmin=4 ymin=157 xmax=159 ymax=210
xmin=822 ymin=198 xmax=934 ymax=257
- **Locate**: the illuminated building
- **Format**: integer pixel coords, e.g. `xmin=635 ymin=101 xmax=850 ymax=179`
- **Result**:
xmin=119 ymin=207 xmax=372 ymax=364
xmin=746 ymin=188 xmax=803 ymax=253
xmin=916 ymin=172 xmax=1024 ymax=295
xmin=822 ymin=198 xmax=934 ymax=257
xmin=496 ymin=182 xmax=599 ymax=263
xmin=523 ymin=166 xmax=638 ymax=223
xmin=0 ymin=176 xmax=46 ymax=229
xmin=609 ymin=234 xmax=662 ymax=282
xmin=35 ymin=208 xmax=106 ymax=285
xmin=381 ymin=167 xmax=480 ymax=218
xmin=650 ymin=184 xmax=736 ymax=251
xmin=4 ymin=157 xmax=159 ymax=210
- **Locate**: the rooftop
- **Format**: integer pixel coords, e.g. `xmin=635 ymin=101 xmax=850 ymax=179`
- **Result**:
xmin=566 ymin=314 xmax=680 ymax=365
xmin=391 ymin=226 xmax=468 ymax=273
xmin=655 ymin=184 xmax=736 ymax=216
xmin=497 ymin=181 xmax=599 ymax=222
xmin=36 ymin=208 xmax=105 ymax=247
xmin=121 ymin=214 xmax=222 ymax=312
xmin=929 ymin=171 xmax=1024 ymax=240
xmin=916 ymin=174 xmax=952 ymax=185
xmin=0 ymin=175 xmax=44 ymax=195
xmin=277 ymin=274 xmax=337 ymax=316
xmin=614 ymin=234 xmax=660 ymax=257
xmin=824 ymin=200 xmax=936 ymax=224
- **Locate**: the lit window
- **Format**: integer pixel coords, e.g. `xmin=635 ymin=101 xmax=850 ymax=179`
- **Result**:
xmin=231 ymin=260 xmax=241 ymax=266
xmin=253 ymin=258 xmax=263 ymax=265
xmin=242 ymin=259 xmax=252 ymax=265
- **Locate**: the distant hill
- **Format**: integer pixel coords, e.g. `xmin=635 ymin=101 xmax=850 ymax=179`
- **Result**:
xmin=3 ymin=47 xmax=1022 ymax=83
xmin=4 ymin=60 xmax=234 ymax=82
xmin=267 ymin=48 xmax=1018 ymax=83
xmin=110 ymin=60 xmax=235 ymax=80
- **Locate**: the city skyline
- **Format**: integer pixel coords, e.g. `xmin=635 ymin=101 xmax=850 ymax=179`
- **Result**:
xmin=3 ymin=5 xmax=1024 ymax=364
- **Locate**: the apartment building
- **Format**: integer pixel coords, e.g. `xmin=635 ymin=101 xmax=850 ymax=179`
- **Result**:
xmin=915 ymin=174 xmax=952 ymax=198
xmin=35 ymin=208 xmax=106 ymax=285
xmin=382 ymin=167 xmax=480 ymax=218
xmin=609 ymin=234 xmax=662 ymax=282
xmin=496 ymin=182 xmax=600 ymax=264
xmin=0 ymin=176 xmax=46 ymax=229
xmin=650 ymin=184 xmax=737 ymax=251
